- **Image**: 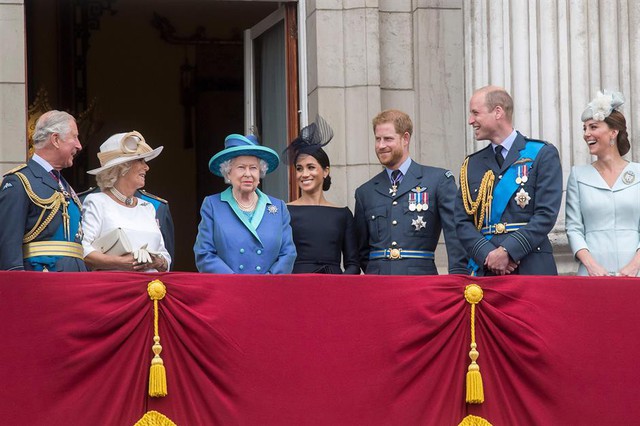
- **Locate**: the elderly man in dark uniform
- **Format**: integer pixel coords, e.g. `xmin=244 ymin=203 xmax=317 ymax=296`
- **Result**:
xmin=455 ymin=86 xmax=562 ymax=276
xmin=78 ymin=187 xmax=175 ymax=267
xmin=354 ymin=109 xmax=468 ymax=275
xmin=0 ymin=110 xmax=87 ymax=271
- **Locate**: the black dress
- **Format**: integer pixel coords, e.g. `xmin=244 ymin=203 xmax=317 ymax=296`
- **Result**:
xmin=288 ymin=205 xmax=360 ymax=274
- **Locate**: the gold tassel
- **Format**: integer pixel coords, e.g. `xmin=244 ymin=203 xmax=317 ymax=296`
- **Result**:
xmin=464 ymin=284 xmax=484 ymax=404
xmin=457 ymin=414 xmax=493 ymax=426
xmin=134 ymin=410 xmax=177 ymax=426
xmin=147 ymin=279 xmax=168 ymax=397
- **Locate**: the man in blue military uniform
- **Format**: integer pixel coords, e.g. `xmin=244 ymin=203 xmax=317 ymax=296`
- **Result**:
xmin=354 ymin=109 xmax=468 ymax=275
xmin=78 ymin=187 xmax=175 ymax=267
xmin=455 ymin=86 xmax=562 ymax=276
xmin=0 ymin=110 xmax=87 ymax=271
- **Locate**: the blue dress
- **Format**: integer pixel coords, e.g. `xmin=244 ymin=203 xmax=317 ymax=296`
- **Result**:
xmin=565 ymin=162 xmax=640 ymax=276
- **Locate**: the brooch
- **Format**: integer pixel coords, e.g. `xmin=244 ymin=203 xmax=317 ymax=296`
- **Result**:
xmin=622 ymin=170 xmax=635 ymax=185
xmin=514 ymin=188 xmax=531 ymax=208
xmin=268 ymin=205 xmax=279 ymax=214
xmin=412 ymin=215 xmax=426 ymax=231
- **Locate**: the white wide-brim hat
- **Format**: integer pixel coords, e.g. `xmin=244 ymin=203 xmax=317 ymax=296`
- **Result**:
xmin=87 ymin=131 xmax=163 ymax=175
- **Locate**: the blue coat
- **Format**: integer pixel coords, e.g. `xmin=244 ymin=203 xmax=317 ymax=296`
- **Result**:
xmin=0 ymin=159 xmax=87 ymax=271
xmin=354 ymin=160 xmax=468 ymax=275
xmin=454 ymin=132 xmax=562 ymax=276
xmin=194 ymin=188 xmax=296 ymax=274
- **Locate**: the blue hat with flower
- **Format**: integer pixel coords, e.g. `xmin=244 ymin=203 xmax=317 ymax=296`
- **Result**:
xmin=208 ymin=134 xmax=280 ymax=177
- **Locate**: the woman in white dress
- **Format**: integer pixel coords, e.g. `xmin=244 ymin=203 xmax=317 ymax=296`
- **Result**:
xmin=565 ymin=91 xmax=640 ymax=276
xmin=82 ymin=131 xmax=170 ymax=272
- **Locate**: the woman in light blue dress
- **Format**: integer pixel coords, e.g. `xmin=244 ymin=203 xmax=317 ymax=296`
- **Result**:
xmin=565 ymin=91 xmax=640 ymax=276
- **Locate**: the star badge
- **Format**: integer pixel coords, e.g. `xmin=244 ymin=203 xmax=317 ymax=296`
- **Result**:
xmin=267 ymin=205 xmax=279 ymax=214
xmin=514 ymin=188 xmax=531 ymax=208
xmin=412 ymin=215 xmax=426 ymax=231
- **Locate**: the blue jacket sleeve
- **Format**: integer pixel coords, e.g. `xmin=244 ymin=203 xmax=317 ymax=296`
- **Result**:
xmin=194 ymin=197 xmax=234 ymax=273
xmin=0 ymin=174 xmax=28 ymax=270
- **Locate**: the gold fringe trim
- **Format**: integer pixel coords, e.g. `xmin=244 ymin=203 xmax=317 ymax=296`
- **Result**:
xmin=134 ymin=410 xmax=177 ymax=426
xmin=14 ymin=172 xmax=68 ymax=242
xmin=464 ymin=284 xmax=484 ymax=404
xmin=459 ymin=158 xmax=495 ymax=230
xmin=458 ymin=414 xmax=493 ymax=426
xmin=148 ymin=280 xmax=168 ymax=397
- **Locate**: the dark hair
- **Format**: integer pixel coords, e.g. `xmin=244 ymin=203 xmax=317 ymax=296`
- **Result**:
xmin=605 ymin=110 xmax=631 ymax=156
xmin=295 ymin=147 xmax=332 ymax=191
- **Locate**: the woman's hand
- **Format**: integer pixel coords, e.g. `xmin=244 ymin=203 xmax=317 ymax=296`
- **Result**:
xmin=575 ymin=248 xmax=609 ymax=276
xmin=619 ymin=251 xmax=640 ymax=277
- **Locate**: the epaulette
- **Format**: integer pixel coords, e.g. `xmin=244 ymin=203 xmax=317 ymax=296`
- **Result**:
xmin=77 ymin=186 xmax=99 ymax=197
xmin=139 ymin=189 xmax=168 ymax=204
xmin=3 ymin=163 xmax=27 ymax=177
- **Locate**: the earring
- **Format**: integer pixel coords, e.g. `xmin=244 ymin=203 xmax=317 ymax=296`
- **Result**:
xmin=610 ymin=139 xmax=615 ymax=146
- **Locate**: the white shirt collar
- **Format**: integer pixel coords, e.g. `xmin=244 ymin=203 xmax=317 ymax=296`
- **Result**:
xmin=31 ymin=153 xmax=55 ymax=173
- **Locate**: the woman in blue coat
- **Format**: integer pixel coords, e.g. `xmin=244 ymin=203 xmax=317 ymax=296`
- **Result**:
xmin=194 ymin=134 xmax=296 ymax=274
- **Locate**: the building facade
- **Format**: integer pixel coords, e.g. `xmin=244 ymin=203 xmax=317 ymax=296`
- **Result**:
xmin=1 ymin=0 xmax=638 ymax=273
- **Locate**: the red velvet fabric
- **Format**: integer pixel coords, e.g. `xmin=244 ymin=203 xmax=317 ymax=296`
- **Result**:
xmin=0 ymin=272 xmax=638 ymax=425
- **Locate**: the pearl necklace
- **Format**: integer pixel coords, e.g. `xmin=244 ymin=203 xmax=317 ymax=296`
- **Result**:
xmin=234 ymin=192 xmax=258 ymax=212
xmin=110 ymin=187 xmax=135 ymax=206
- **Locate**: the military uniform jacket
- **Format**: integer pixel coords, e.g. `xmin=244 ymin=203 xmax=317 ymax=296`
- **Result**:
xmin=354 ymin=160 xmax=468 ymax=275
xmin=454 ymin=132 xmax=562 ymax=276
xmin=0 ymin=159 xmax=86 ymax=271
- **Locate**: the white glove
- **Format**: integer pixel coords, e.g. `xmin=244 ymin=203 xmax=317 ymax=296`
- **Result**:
xmin=133 ymin=244 xmax=152 ymax=264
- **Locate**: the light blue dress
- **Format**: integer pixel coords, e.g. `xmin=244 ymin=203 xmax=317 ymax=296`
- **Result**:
xmin=565 ymin=162 xmax=640 ymax=276
xmin=194 ymin=187 xmax=296 ymax=274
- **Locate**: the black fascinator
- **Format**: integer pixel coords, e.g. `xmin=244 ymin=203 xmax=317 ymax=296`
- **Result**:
xmin=283 ymin=115 xmax=334 ymax=164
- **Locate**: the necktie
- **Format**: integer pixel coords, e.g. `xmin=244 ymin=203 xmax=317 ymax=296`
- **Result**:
xmin=391 ymin=169 xmax=403 ymax=185
xmin=494 ymin=145 xmax=504 ymax=168
xmin=51 ymin=170 xmax=68 ymax=192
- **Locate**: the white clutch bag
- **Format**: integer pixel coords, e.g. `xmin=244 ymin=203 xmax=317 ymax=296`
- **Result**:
xmin=92 ymin=228 xmax=133 ymax=256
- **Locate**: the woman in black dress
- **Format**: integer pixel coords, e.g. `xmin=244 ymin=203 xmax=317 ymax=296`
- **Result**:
xmin=285 ymin=116 xmax=360 ymax=274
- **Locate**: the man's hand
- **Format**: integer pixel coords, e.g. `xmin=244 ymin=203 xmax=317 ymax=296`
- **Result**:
xmin=484 ymin=246 xmax=517 ymax=275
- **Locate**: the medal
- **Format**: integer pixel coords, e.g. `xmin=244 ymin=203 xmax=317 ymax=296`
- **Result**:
xmin=514 ymin=188 xmax=531 ymax=208
xmin=389 ymin=185 xmax=398 ymax=197
xmin=412 ymin=215 xmax=426 ymax=231
xmin=408 ymin=192 xmax=417 ymax=210
xmin=411 ymin=186 xmax=429 ymax=212
xmin=516 ymin=165 xmax=529 ymax=185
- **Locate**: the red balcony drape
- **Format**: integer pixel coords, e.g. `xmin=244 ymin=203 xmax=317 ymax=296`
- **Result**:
xmin=0 ymin=272 xmax=638 ymax=425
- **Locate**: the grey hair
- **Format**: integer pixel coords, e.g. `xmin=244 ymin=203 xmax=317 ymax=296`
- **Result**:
xmin=32 ymin=110 xmax=76 ymax=149
xmin=95 ymin=162 xmax=133 ymax=190
xmin=220 ymin=157 xmax=269 ymax=183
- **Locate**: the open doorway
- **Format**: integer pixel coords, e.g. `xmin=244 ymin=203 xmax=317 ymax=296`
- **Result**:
xmin=25 ymin=0 xmax=298 ymax=271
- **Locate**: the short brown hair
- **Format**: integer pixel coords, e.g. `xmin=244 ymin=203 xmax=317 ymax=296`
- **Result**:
xmin=484 ymin=88 xmax=514 ymax=121
xmin=372 ymin=109 xmax=413 ymax=136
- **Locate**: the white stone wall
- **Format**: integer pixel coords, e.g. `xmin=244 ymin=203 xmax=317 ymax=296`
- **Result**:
xmin=0 ymin=1 xmax=26 ymax=175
